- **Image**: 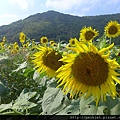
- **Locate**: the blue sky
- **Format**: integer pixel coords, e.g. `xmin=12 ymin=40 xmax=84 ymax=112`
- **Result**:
xmin=0 ymin=0 xmax=120 ymax=26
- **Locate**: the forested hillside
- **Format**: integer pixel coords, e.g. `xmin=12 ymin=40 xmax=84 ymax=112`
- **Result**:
xmin=0 ymin=10 xmax=120 ymax=44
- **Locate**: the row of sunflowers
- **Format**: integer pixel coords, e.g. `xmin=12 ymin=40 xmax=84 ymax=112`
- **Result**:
xmin=0 ymin=20 xmax=120 ymax=116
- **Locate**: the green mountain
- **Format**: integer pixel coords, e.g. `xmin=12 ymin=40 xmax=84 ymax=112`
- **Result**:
xmin=0 ymin=10 xmax=120 ymax=43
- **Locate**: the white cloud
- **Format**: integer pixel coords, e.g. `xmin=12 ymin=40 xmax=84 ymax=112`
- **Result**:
xmin=45 ymin=0 xmax=82 ymax=11
xmin=0 ymin=13 xmax=19 ymax=26
xmin=106 ymin=0 xmax=119 ymax=5
xmin=45 ymin=0 xmax=101 ymax=16
xmin=8 ymin=0 xmax=34 ymax=10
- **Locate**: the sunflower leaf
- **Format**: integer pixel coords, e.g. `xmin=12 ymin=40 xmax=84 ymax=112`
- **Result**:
xmin=80 ymin=95 xmax=120 ymax=115
xmin=42 ymin=85 xmax=71 ymax=115
xmin=111 ymin=103 xmax=120 ymax=115
xmin=12 ymin=61 xmax=27 ymax=72
xmin=56 ymin=98 xmax=80 ymax=115
xmin=0 ymin=102 xmax=13 ymax=113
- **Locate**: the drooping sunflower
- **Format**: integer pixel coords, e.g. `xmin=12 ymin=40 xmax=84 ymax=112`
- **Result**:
xmin=79 ymin=26 xmax=99 ymax=43
xmin=40 ymin=36 xmax=48 ymax=44
xmin=0 ymin=42 xmax=4 ymax=49
xmin=14 ymin=42 xmax=18 ymax=46
xmin=56 ymin=40 xmax=120 ymax=106
xmin=19 ymin=32 xmax=26 ymax=43
xmin=32 ymin=46 xmax=64 ymax=78
xmin=104 ymin=21 xmax=120 ymax=38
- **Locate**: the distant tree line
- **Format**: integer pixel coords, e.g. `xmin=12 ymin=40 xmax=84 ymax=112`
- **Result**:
xmin=0 ymin=10 xmax=120 ymax=44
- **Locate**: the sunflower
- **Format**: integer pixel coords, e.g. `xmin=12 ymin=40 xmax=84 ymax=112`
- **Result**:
xmin=56 ymin=40 xmax=120 ymax=106
xmin=51 ymin=42 xmax=58 ymax=47
xmin=40 ymin=36 xmax=48 ymax=44
xmin=2 ymin=36 xmax=6 ymax=42
xmin=14 ymin=42 xmax=18 ymax=46
xmin=50 ymin=40 xmax=55 ymax=45
xmin=23 ymin=43 xmax=29 ymax=49
xmin=19 ymin=32 xmax=26 ymax=43
xmin=8 ymin=44 xmax=12 ymax=50
xmin=0 ymin=42 xmax=4 ymax=50
xmin=104 ymin=21 xmax=120 ymax=38
xmin=14 ymin=44 xmax=19 ymax=51
xmin=69 ymin=38 xmax=77 ymax=46
xmin=79 ymin=26 xmax=99 ymax=43
xmin=32 ymin=46 xmax=64 ymax=78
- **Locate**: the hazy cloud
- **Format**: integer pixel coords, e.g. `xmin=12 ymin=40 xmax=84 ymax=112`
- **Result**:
xmin=0 ymin=13 xmax=19 ymax=26
xmin=8 ymin=0 xmax=34 ymax=10
xmin=45 ymin=0 xmax=83 ymax=11
xmin=45 ymin=0 xmax=101 ymax=15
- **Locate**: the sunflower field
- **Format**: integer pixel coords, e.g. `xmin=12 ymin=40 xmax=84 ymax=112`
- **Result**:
xmin=0 ymin=20 xmax=120 ymax=117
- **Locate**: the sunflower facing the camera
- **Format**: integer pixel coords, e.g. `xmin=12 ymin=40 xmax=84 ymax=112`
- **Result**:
xmin=79 ymin=26 xmax=99 ymax=43
xmin=104 ymin=21 xmax=120 ymax=38
xmin=56 ymin=39 xmax=120 ymax=106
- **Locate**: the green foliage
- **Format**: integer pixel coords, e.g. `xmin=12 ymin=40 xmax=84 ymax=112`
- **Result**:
xmin=0 ymin=11 xmax=120 ymax=43
xmin=0 ymin=89 xmax=41 ymax=115
xmin=0 ymin=18 xmax=120 ymax=116
xmin=80 ymin=96 xmax=120 ymax=115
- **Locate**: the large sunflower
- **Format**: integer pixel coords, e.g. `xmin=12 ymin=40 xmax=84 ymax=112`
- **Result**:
xmin=79 ymin=26 xmax=99 ymax=43
xmin=32 ymin=46 xmax=64 ymax=78
xmin=56 ymin=40 xmax=120 ymax=105
xmin=104 ymin=21 xmax=120 ymax=38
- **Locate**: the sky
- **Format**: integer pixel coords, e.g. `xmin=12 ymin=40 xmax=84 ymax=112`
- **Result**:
xmin=0 ymin=0 xmax=120 ymax=26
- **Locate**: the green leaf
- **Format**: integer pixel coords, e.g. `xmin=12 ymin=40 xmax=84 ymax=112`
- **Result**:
xmin=0 ymin=109 xmax=24 ymax=115
xmin=80 ymin=96 xmax=99 ymax=115
xmin=111 ymin=103 xmax=120 ymax=115
xmin=15 ymin=89 xmax=37 ymax=102
xmin=11 ymin=89 xmax=37 ymax=113
xmin=80 ymin=95 xmax=120 ymax=115
xmin=56 ymin=98 xmax=80 ymax=115
xmin=12 ymin=100 xmax=37 ymax=112
xmin=0 ymin=111 xmax=18 ymax=115
xmin=104 ymin=96 xmax=120 ymax=109
xmin=0 ymin=102 xmax=12 ymax=113
xmin=0 ymin=81 xmax=7 ymax=96
xmin=23 ymin=68 xmax=34 ymax=77
xmin=42 ymin=86 xmax=71 ymax=115
xmin=0 ymin=49 xmax=6 ymax=54
xmin=12 ymin=61 xmax=27 ymax=72
xmin=0 ymin=55 xmax=8 ymax=61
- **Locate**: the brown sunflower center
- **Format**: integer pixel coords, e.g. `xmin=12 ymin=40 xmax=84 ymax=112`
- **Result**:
xmin=42 ymin=39 xmax=47 ymax=43
xmin=85 ymin=31 xmax=95 ymax=40
xmin=72 ymin=52 xmax=108 ymax=86
xmin=71 ymin=40 xmax=75 ymax=45
xmin=50 ymin=41 xmax=54 ymax=45
xmin=43 ymin=51 xmax=64 ymax=71
xmin=108 ymin=26 xmax=118 ymax=34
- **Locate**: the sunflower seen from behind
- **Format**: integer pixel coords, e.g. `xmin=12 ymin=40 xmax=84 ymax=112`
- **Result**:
xmin=79 ymin=26 xmax=99 ymax=43
xmin=104 ymin=20 xmax=120 ymax=38
xmin=56 ymin=39 xmax=120 ymax=106
xmin=32 ymin=46 xmax=64 ymax=78
xmin=19 ymin=32 xmax=26 ymax=44
xmin=2 ymin=36 xmax=6 ymax=42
